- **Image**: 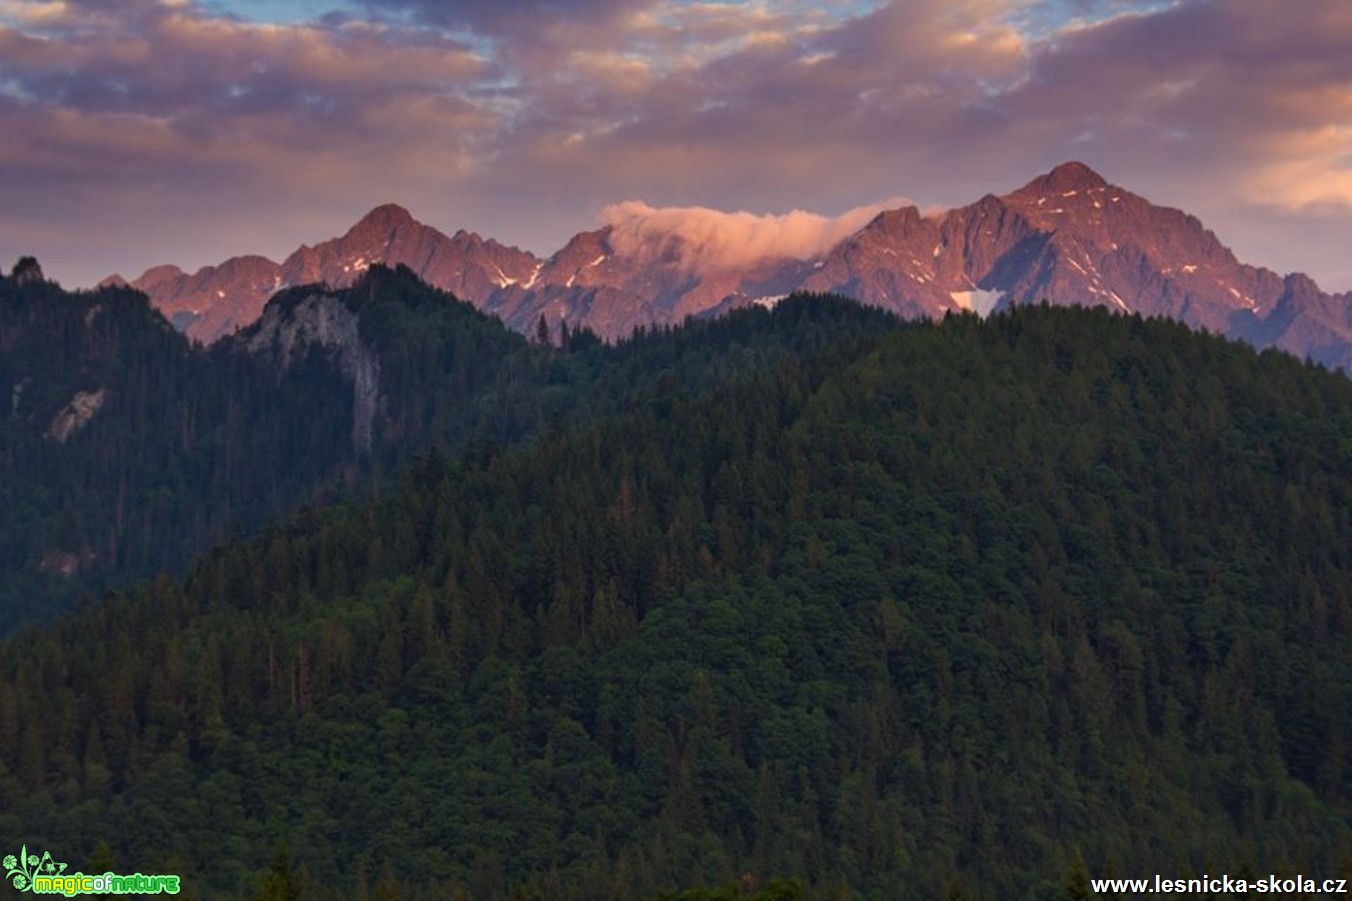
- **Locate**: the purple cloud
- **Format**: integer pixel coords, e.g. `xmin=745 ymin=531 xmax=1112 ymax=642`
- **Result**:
xmin=0 ymin=0 xmax=1347 ymax=292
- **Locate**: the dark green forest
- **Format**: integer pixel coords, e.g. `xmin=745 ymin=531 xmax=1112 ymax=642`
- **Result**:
xmin=0 ymin=265 xmax=535 ymax=625
xmin=2 ymin=279 xmax=1351 ymax=898
xmin=0 ymin=265 xmax=889 ymax=630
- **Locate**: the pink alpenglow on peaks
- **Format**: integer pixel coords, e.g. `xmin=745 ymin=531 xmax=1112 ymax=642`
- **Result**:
xmin=115 ymin=164 xmax=1352 ymax=370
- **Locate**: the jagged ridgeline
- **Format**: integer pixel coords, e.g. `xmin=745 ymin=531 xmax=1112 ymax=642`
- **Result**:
xmin=0 ymin=264 xmax=893 ymax=630
xmin=2 ymin=300 xmax=1350 ymax=898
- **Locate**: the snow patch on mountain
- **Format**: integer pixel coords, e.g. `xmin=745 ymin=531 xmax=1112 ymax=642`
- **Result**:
xmin=523 ymin=262 xmax=543 ymax=289
xmin=949 ymin=289 xmax=1002 ymax=317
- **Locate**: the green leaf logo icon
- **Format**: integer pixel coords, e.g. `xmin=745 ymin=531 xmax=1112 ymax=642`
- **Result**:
xmin=4 ymin=843 xmax=67 ymax=893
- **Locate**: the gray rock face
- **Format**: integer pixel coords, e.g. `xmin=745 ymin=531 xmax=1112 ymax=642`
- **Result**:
xmin=246 ymin=294 xmax=381 ymax=453
xmin=45 ymin=388 xmax=107 ymax=443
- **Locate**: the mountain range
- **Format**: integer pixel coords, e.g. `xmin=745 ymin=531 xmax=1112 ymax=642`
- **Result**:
xmin=107 ymin=162 xmax=1352 ymax=369
xmin=8 ymin=172 xmax=1352 ymax=896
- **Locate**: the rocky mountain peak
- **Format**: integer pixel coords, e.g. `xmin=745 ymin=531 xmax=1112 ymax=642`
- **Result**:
xmin=109 ymin=168 xmax=1352 ymax=369
xmin=1039 ymin=161 xmax=1110 ymax=193
xmin=450 ymin=228 xmax=493 ymax=250
xmin=346 ymin=203 xmax=418 ymax=238
xmin=1003 ymin=162 xmax=1114 ymax=215
xmin=131 ymin=265 xmax=190 ymax=293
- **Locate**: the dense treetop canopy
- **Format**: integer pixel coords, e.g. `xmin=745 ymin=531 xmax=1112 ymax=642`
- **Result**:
xmin=2 ymin=271 xmax=1350 ymax=898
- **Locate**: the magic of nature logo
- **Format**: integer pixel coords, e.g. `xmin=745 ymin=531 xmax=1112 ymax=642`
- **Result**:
xmin=4 ymin=845 xmax=180 ymax=895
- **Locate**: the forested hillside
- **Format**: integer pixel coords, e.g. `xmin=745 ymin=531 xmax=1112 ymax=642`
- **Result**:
xmin=0 ymin=266 xmax=531 ymax=625
xmin=3 ymin=301 xmax=1350 ymax=898
xmin=0 ymin=266 xmax=891 ymax=630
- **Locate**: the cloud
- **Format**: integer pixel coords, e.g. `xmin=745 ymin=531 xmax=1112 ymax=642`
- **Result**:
xmin=361 ymin=0 xmax=630 ymax=28
xmin=0 ymin=0 xmax=1349 ymax=290
xmin=600 ymin=197 xmax=911 ymax=271
xmin=0 ymin=10 xmax=493 ymax=152
xmin=995 ymin=0 xmax=1352 ymax=204
xmin=1247 ymin=126 xmax=1352 ymax=211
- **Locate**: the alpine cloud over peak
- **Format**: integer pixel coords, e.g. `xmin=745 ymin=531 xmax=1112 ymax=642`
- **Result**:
xmin=599 ymin=197 xmax=913 ymax=273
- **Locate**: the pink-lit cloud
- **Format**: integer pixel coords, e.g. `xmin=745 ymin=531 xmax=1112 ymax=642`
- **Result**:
xmin=602 ymin=196 xmax=912 ymax=272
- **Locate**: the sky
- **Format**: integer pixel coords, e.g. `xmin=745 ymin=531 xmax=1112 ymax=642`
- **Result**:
xmin=1 ymin=0 xmax=1350 ymax=292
